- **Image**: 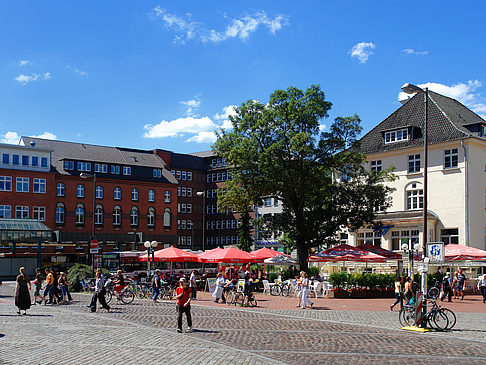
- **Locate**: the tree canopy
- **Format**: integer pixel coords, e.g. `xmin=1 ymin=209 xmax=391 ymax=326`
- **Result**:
xmin=213 ymin=85 xmax=394 ymax=271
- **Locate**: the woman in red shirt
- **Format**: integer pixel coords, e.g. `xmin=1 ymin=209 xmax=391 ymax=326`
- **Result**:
xmin=175 ymin=277 xmax=192 ymax=333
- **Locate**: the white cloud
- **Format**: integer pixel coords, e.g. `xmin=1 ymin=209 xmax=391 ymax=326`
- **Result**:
xmin=319 ymin=124 xmax=327 ymax=132
xmin=180 ymin=99 xmax=201 ymax=116
xmin=74 ymin=68 xmax=87 ymax=76
xmin=185 ymin=131 xmax=217 ymax=143
xmin=214 ymin=105 xmax=237 ymax=121
xmin=143 ymin=116 xmax=217 ymax=139
xmin=1 ymin=131 xmax=57 ymax=144
xmin=350 ymin=42 xmax=376 ymax=63
xmin=152 ymin=7 xmax=288 ymax=44
xmin=398 ymin=80 xmax=486 ymax=118
xmin=15 ymin=72 xmax=51 ymax=85
xmin=0 ymin=131 xmax=20 ymax=144
xmin=19 ymin=60 xmax=30 ymax=66
xmin=401 ymin=48 xmax=428 ymax=55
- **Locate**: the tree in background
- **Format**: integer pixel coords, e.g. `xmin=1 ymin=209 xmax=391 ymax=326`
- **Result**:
xmin=213 ymin=85 xmax=394 ymax=271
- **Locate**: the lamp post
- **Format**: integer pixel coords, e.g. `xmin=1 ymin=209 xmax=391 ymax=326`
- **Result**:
xmin=196 ymin=191 xmax=206 ymax=251
xmin=144 ymin=240 xmax=158 ymax=279
xmin=401 ymin=82 xmax=429 ymax=325
xmin=80 ymin=172 xmax=97 ymax=276
xmin=402 ymin=241 xmax=422 ymax=278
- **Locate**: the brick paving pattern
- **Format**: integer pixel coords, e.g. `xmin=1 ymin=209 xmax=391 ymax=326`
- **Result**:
xmin=1 ymin=283 xmax=486 ymax=364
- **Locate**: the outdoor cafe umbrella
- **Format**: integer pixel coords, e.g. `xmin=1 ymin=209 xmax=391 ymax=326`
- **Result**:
xmin=198 ymin=247 xmax=253 ymax=263
xmin=139 ymin=246 xmax=199 ymax=274
xmin=308 ymin=243 xmax=387 ymax=263
xmin=249 ymin=247 xmax=286 ymax=263
xmin=358 ymin=242 xmax=402 ymax=260
xmin=196 ymin=247 xmax=223 ymax=261
xmin=444 ymin=244 xmax=486 ymax=261
xmin=263 ymin=254 xmax=298 ymax=265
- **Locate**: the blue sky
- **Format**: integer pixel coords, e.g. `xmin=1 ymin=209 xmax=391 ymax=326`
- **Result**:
xmin=1 ymin=1 xmax=486 ymax=154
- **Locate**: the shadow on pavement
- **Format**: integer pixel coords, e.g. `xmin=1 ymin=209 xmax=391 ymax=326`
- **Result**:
xmin=192 ymin=329 xmax=219 ymax=334
xmin=0 ymin=314 xmax=53 ymax=317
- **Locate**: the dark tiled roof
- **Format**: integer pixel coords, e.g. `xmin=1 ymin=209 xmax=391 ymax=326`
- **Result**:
xmin=169 ymin=152 xmax=206 ymax=170
xmin=19 ymin=137 xmax=176 ymax=184
xmin=358 ymin=91 xmax=486 ymax=154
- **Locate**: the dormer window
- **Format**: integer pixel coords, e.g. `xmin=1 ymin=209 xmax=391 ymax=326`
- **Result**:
xmin=384 ymin=128 xmax=409 ymax=144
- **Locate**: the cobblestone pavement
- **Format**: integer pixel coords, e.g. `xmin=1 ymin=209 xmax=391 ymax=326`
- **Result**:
xmin=1 ymin=283 xmax=486 ymax=365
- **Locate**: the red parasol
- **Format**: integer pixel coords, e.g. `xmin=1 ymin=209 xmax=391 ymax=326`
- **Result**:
xmin=198 ymin=247 xmax=253 ymax=263
xmin=309 ymin=243 xmax=387 ymax=263
xmin=358 ymin=243 xmax=402 ymax=260
xmin=139 ymin=246 xmax=199 ymax=262
xmin=249 ymin=247 xmax=288 ymax=263
xmin=445 ymin=244 xmax=486 ymax=261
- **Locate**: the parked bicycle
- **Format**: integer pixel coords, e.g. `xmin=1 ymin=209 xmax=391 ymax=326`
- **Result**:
xmin=399 ymin=299 xmax=456 ymax=331
xmin=239 ymin=290 xmax=257 ymax=307
xmin=427 ymin=279 xmax=441 ymax=299
xmin=270 ymin=282 xmax=291 ymax=296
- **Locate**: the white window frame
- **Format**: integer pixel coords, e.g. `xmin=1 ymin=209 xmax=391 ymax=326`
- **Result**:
xmin=131 ymin=188 xmax=139 ymax=201
xmin=113 ymin=206 xmax=121 ymax=226
xmin=444 ymin=148 xmax=458 ymax=169
xmin=33 ymin=178 xmax=46 ymax=194
xmin=123 ymin=166 xmax=131 ymax=175
xmin=16 ymin=177 xmax=29 ymax=192
xmin=148 ymin=189 xmax=155 ymax=202
xmin=370 ymin=160 xmax=382 ymax=172
xmin=406 ymin=183 xmax=423 ymax=210
xmin=16 ymin=206 xmax=29 ymax=219
xmin=0 ymin=205 xmax=12 ymax=218
xmin=95 ymin=186 xmax=103 ymax=199
xmin=57 ymin=183 xmax=65 ymax=197
xmin=408 ymin=154 xmax=420 ymax=173
xmin=77 ymin=184 xmax=85 ymax=198
xmin=384 ymin=128 xmax=409 ymax=144
xmin=0 ymin=176 xmax=12 ymax=191
xmin=33 ymin=206 xmax=46 ymax=221
xmin=114 ymin=187 xmax=121 ymax=200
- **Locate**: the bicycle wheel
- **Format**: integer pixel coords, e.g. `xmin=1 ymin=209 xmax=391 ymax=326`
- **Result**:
xmin=105 ymin=290 xmax=113 ymax=304
xmin=270 ymin=285 xmax=280 ymax=296
xmin=433 ymin=309 xmax=449 ymax=331
xmin=428 ymin=287 xmax=440 ymax=299
xmin=237 ymin=293 xmax=245 ymax=306
xmin=281 ymin=285 xmax=290 ymax=297
xmin=441 ymin=308 xmax=456 ymax=330
xmin=121 ymin=290 xmax=135 ymax=304
xmin=248 ymin=296 xmax=257 ymax=307
xmin=399 ymin=306 xmax=415 ymax=326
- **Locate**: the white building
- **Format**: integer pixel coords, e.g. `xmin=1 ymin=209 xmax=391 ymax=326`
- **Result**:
xmin=346 ymin=90 xmax=486 ymax=252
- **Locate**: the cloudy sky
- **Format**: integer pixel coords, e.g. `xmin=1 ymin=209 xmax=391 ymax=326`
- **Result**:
xmin=1 ymin=1 xmax=486 ymax=153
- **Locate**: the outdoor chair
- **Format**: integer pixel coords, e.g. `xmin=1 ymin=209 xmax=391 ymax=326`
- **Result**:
xmin=262 ymin=280 xmax=271 ymax=295
xmin=309 ymin=281 xmax=322 ymax=298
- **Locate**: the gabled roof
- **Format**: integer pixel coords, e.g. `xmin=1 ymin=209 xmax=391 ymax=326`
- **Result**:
xmin=19 ymin=137 xmax=176 ymax=183
xmin=358 ymin=91 xmax=486 ymax=154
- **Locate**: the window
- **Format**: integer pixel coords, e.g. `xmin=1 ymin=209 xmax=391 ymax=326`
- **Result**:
xmin=75 ymin=204 xmax=84 ymax=224
xmin=123 ymin=166 xmax=131 ymax=175
xmin=274 ymin=198 xmax=279 ymax=207
xmin=131 ymin=188 xmax=139 ymax=201
xmin=95 ymin=205 xmax=103 ymax=225
xmin=96 ymin=186 xmax=103 ymax=199
xmin=441 ymin=229 xmax=459 ymax=244
xmin=182 ymin=187 xmax=186 ymax=197
xmin=176 ymin=171 xmax=181 ymax=180
xmin=187 ymin=172 xmax=192 ymax=181
xmin=264 ymin=198 xmax=272 ymax=207
xmin=77 ymin=162 xmax=91 ymax=172
xmin=16 ymin=177 xmax=29 ymax=192
xmin=147 ymin=207 xmax=155 ymax=227
xmin=0 ymin=176 xmax=12 ymax=191
xmin=217 ymin=173 xmax=221 ymax=182
xmin=153 ymin=169 xmax=161 ymax=178
xmin=165 ymin=191 xmax=171 ymax=203
xmin=181 ymin=203 xmax=186 ymax=213
xmin=163 ymin=208 xmax=171 ymax=228
xmin=207 ymin=174 xmax=211 ymax=183
xmin=370 ymin=160 xmax=382 ymax=172
xmin=33 ymin=178 xmax=46 ymax=193
xmin=384 ymin=128 xmax=409 ymax=144
xmin=408 ymin=154 xmax=421 ymax=173
xmin=56 ymin=204 xmax=65 ymax=224
xmin=171 ymin=170 xmax=175 ymax=177
xmin=444 ymin=148 xmax=458 ymax=169
xmin=357 ymin=231 xmax=381 ymax=246
xmin=130 ymin=207 xmax=139 ymax=226
xmin=33 ymin=207 xmax=46 ymax=221
xmin=392 ymin=230 xmax=419 ymax=250
xmin=94 ymin=164 xmax=108 ymax=173
xmin=182 ymin=171 xmax=186 ymax=180
xmin=32 ymin=156 xmax=39 ymax=167
xmin=2 ymin=154 xmax=9 ymax=164
xmin=0 ymin=205 xmax=12 ymax=218
xmin=41 ymin=157 xmax=48 ymax=168
xmin=22 ymin=155 xmax=29 ymax=166
xmin=77 ymin=184 xmax=85 ymax=198
xmin=111 ymin=165 xmax=120 ymax=174
xmin=64 ymin=160 xmax=74 ymax=170
xmin=406 ymin=183 xmax=423 ymax=210
xmin=12 ymin=155 xmax=19 ymax=165
xmin=148 ymin=189 xmax=155 ymax=202
xmin=341 ymin=166 xmax=351 ymax=182
xmin=222 ymin=171 xmax=227 ymax=181
xmin=114 ymin=187 xmax=121 ymax=200
xmin=57 ymin=183 xmax=65 ymax=197
xmin=113 ymin=206 xmax=121 ymax=226
xmin=181 ymin=220 xmax=186 ymax=229
xmin=187 ymin=187 xmax=192 ymax=197
xmin=16 ymin=206 xmax=29 ymax=219
xmin=187 ymin=204 xmax=192 ymax=213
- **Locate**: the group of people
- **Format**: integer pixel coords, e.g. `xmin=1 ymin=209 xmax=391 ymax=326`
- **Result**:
xmin=210 ymin=266 xmax=254 ymax=304
xmin=293 ymin=271 xmax=314 ymax=309
xmin=15 ymin=267 xmax=73 ymax=315
xmin=390 ymin=276 xmax=415 ymax=311
xmin=440 ymin=270 xmax=467 ymax=302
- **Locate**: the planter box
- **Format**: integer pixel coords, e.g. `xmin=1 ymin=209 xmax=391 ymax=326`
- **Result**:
xmin=327 ymin=290 xmax=349 ymax=298
xmin=349 ymin=291 xmax=366 ymax=298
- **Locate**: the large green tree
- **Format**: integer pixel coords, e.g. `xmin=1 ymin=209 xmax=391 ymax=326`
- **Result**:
xmin=213 ymin=85 xmax=394 ymax=271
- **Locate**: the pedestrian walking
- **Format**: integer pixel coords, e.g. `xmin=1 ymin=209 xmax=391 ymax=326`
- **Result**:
xmin=152 ymin=269 xmax=161 ymax=302
xmin=89 ymin=271 xmax=110 ymax=312
xmin=440 ymin=272 xmax=453 ymax=302
xmin=390 ymin=276 xmax=403 ymax=311
xmin=58 ymin=272 xmax=72 ymax=304
xmin=452 ymin=273 xmax=459 ymax=299
xmin=477 ymin=274 xmax=486 ymax=303
xmin=299 ymin=271 xmax=313 ymax=309
xmin=32 ymin=268 xmax=44 ymax=305
xmin=403 ymin=276 xmax=413 ymax=304
xmin=175 ymin=277 xmax=192 ymax=333
xmin=15 ymin=267 xmax=31 ymax=315
xmin=211 ymin=272 xmax=226 ymax=303
xmin=456 ymin=270 xmax=467 ymax=300
xmin=43 ymin=268 xmax=57 ymax=304
xmin=189 ymin=270 xmax=197 ymax=300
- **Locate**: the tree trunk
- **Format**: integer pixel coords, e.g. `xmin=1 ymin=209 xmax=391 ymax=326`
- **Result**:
xmin=296 ymin=239 xmax=309 ymax=272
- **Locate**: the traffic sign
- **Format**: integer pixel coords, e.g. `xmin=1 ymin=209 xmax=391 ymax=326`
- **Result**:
xmin=90 ymin=248 xmax=99 ymax=254
xmin=90 ymin=240 xmax=99 ymax=249
xmin=427 ymin=242 xmax=445 ymax=263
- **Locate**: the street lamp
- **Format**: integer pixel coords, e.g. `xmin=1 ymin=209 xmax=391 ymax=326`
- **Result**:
xmin=401 ymin=82 xmax=429 ymax=325
xmin=402 ymin=241 xmax=422 ymax=278
xmin=144 ymin=240 xmax=158 ymax=279
xmin=80 ymin=172 xmax=96 ymax=276
xmin=196 ymin=191 xmax=206 ymax=251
